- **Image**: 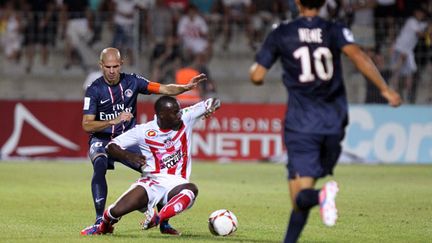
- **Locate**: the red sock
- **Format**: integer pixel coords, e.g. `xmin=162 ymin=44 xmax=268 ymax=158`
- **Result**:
xmin=159 ymin=189 xmax=195 ymax=222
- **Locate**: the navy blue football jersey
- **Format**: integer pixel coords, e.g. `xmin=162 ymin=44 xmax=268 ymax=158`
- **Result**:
xmin=255 ymin=16 xmax=355 ymax=134
xmin=83 ymin=73 xmax=156 ymax=139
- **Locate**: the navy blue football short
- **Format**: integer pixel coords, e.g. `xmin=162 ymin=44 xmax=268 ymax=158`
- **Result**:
xmin=88 ymin=137 xmax=142 ymax=171
xmin=284 ymin=129 xmax=345 ymax=179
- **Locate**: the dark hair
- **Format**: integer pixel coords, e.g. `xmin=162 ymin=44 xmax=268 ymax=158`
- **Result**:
xmin=154 ymin=96 xmax=178 ymax=114
xmin=300 ymin=0 xmax=326 ymax=9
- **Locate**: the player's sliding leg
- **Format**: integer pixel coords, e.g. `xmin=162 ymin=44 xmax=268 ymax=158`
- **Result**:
xmin=159 ymin=189 xmax=195 ymax=221
xmin=142 ymin=183 xmax=198 ymax=233
xmin=143 ymin=189 xmax=196 ymax=230
xmin=157 ymin=203 xmax=181 ymax=235
xmin=160 ymin=183 xmax=198 ymax=222
xmin=91 ymin=156 xmax=109 ymax=224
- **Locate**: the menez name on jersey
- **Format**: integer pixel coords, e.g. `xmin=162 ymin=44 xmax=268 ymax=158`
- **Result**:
xmin=299 ymin=28 xmax=322 ymax=43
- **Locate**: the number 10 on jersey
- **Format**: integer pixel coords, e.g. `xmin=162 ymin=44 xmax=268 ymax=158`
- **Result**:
xmin=293 ymin=46 xmax=334 ymax=83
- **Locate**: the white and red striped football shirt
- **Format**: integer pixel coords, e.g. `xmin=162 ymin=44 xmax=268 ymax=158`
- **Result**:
xmin=109 ymin=100 xmax=210 ymax=180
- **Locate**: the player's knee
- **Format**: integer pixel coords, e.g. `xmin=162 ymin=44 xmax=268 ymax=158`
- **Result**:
xmin=295 ymin=192 xmax=307 ymax=211
xmin=93 ymin=156 xmax=108 ymax=173
xmin=295 ymin=189 xmax=318 ymax=211
xmin=186 ymin=183 xmax=199 ymax=197
xmin=179 ymin=188 xmax=197 ymax=209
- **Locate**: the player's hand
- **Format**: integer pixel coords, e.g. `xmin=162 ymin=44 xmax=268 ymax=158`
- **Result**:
xmin=382 ymin=88 xmax=402 ymax=107
xmin=185 ymin=73 xmax=207 ymax=90
xmin=130 ymin=154 xmax=146 ymax=166
xmin=203 ymin=98 xmax=221 ymax=119
xmin=113 ymin=112 xmax=134 ymax=125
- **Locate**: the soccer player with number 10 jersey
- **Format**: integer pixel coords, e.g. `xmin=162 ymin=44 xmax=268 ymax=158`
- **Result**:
xmin=250 ymin=0 xmax=401 ymax=242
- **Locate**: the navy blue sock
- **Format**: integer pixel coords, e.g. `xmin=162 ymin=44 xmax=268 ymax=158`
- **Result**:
xmin=296 ymin=189 xmax=319 ymax=211
xmin=91 ymin=156 xmax=108 ymax=221
xmin=284 ymin=209 xmax=310 ymax=243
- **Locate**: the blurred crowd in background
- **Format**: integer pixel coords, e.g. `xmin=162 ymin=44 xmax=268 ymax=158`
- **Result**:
xmin=0 ymin=0 xmax=431 ymax=103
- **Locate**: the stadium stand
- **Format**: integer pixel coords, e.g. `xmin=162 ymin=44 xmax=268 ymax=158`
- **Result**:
xmin=0 ymin=2 xmax=431 ymax=104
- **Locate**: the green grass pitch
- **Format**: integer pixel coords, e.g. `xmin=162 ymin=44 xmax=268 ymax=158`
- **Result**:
xmin=0 ymin=161 xmax=431 ymax=243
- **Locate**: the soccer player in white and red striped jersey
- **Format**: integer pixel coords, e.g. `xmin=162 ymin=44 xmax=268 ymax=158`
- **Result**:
xmin=81 ymin=47 xmax=206 ymax=236
xmin=81 ymin=47 xmax=207 ymax=235
xmin=81 ymin=95 xmax=221 ymax=235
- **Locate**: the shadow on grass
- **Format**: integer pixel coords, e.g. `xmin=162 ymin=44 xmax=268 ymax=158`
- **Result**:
xmin=147 ymin=231 xmax=281 ymax=243
xmin=102 ymin=228 xmax=280 ymax=243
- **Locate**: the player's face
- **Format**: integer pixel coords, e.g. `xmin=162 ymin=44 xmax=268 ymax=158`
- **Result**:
xmin=100 ymin=55 xmax=122 ymax=85
xmin=158 ymin=102 xmax=182 ymax=130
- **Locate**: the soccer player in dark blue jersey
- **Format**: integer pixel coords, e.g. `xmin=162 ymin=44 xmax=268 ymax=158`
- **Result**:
xmin=81 ymin=47 xmax=206 ymax=236
xmin=250 ymin=0 xmax=401 ymax=242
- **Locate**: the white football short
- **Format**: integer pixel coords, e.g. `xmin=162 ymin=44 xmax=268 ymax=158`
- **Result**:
xmin=125 ymin=173 xmax=189 ymax=210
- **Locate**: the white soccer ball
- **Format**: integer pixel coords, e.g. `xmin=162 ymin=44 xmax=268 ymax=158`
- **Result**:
xmin=208 ymin=209 xmax=238 ymax=236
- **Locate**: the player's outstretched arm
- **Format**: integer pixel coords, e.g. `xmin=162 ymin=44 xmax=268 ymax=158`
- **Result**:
xmin=106 ymin=143 xmax=146 ymax=167
xmin=342 ymin=44 xmax=402 ymax=107
xmin=82 ymin=112 xmax=134 ymax=133
xmin=159 ymin=73 xmax=207 ymax=95
xmin=249 ymin=63 xmax=268 ymax=86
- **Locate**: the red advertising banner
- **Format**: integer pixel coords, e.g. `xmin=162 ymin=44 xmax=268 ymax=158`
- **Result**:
xmin=0 ymin=101 xmax=285 ymax=161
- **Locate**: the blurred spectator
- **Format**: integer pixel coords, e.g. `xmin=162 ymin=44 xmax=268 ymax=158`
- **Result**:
xmin=165 ymin=0 xmax=188 ymax=13
xmin=0 ymin=0 xmax=22 ymax=63
xmin=83 ymin=68 xmax=102 ymax=91
xmin=111 ymin=0 xmax=143 ymax=66
xmin=150 ymin=36 xmax=182 ymax=84
xmin=249 ymin=0 xmax=282 ymax=50
xmin=318 ymin=0 xmax=341 ymax=20
xmin=22 ymin=0 xmax=57 ymax=73
xmin=189 ymin=0 xmax=216 ymax=17
xmin=88 ymin=0 xmax=106 ymax=46
xmin=61 ymin=0 xmax=94 ymax=72
xmin=285 ymin=0 xmax=299 ymax=19
xmin=148 ymin=0 xmax=180 ymax=83
xmin=345 ymin=0 xmax=376 ymax=50
xmin=221 ymin=0 xmax=252 ymax=51
xmin=374 ymin=0 xmax=396 ymax=52
xmin=190 ymin=0 xmax=223 ymax=43
xmin=135 ymin=0 xmax=154 ymax=52
xmin=412 ymin=2 xmax=432 ymax=104
xmin=364 ymin=48 xmax=391 ymax=103
xmin=194 ymin=54 xmax=217 ymax=99
xmin=411 ymin=34 xmax=430 ymax=104
xmin=394 ymin=0 xmax=424 ymax=19
xmin=177 ymin=4 xmax=210 ymax=64
xmin=389 ymin=7 xmax=429 ymax=103
xmin=165 ymin=0 xmax=189 ymax=33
